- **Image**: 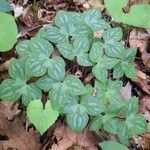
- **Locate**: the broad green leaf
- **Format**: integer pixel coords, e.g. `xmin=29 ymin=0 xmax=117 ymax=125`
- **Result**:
xmin=27 ymin=100 xmax=59 ymax=134
xmin=100 ymin=141 xmax=129 ymax=150
xmin=57 ymin=42 xmax=74 ymax=60
xmin=49 ymin=83 xmax=69 ymax=110
xmin=77 ymin=53 xmax=93 ymax=66
xmin=8 ymin=58 xmax=25 ymax=80
xmin=89 ymin=42 xmax=103 ymax=63
xmin=22 ymin=83 xmax=42 ymax=106
xmin=89 ymin=115 xmax=103 ymax=132
xmin=0 ymin=79 xmax=23 ymax=101
xmin=64 ymin=75 xmax=85 ymax=95
xmin=29 ymin=38 xmax=54 ymax=56
xmin=16 ymin=40 xmax=30 ymax=58
xmin=104 ymin=0 xmax=150 ymax=28
xmin=125 ymin=114 xmax=147 ymax=135
xmin=0 ymin=0 xmax=12 ymax=12
xmin=81 ymin=95 xmax=105 ymax=115
xmin=0 ymin=12 xmax=18 ymax=52
xmin=103 ymin=118 xmax=120 ymax=134
xmin=122 ymin=62 xmax=137 ymax=79
xmin=44 ymin=26 xmax=68 ymax=44
xmin=36 ymin=75 xmax=58 ymax=91
xmin=66 ymin=104 xmax=89 ymax=132
xmin=122 ymin=97 xmax=138 ymax=116
xmin=48 ymin=57 xmax=65 ymax=81
xmin=113 ymin=63 xmax=124 ymax=79
xmin=104 ymin=40 xmax=125 ymax=58
xmin=117 ymin=123 xmax=130 ymax=145
xmin=102 ymin=27 xmax=123 ymax=41
xmin=125 ymin=48 xmax=137 ymax=61
xmin=92 ymin=64 xmax=107 ymax=82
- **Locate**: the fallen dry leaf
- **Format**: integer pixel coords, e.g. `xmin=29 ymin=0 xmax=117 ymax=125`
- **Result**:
xmin=133 ymin=69 xmax=150 ymax=95
xmin=0 ymin=101 xmax=21 ymax=120
xmin=129 ymin=29 xmax=150 ymax=68
xmin=51 ymin=125 xmax=100 ymax=150
xmin=83 ymin=0 xmax=105 ymax=11
xmin=120 ymin=82 xmax=132 ymax=100
xmin=0 ymin=116 xmax=41 ymax=150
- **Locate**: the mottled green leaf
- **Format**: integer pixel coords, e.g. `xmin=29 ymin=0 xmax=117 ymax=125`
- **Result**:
xmin=103 ymin=27 xmax=123 ymax=41
xmin=9 ymin=58 xmax=25 ymax=80
xmin=36 ymin=75 xmax=58 ymax=91
xmin=81 ymin=95 xmax=105 ymax=115
xmin=113 ymin=63 xmax=124 ymax=79
xmin=90 ymin=115 xmax=103 ymax=132
xmin=0 ymin=79 xmax=23 ymax=101
xmin=48 ymin=57 xmax=65 ymax=81
xmin=66 ymin=104 xmax=89 ymax=132
xmin=22 ymin=83 xmax=42 ymax=106
xmin=64 ymin=75 xmax=85 ymax=95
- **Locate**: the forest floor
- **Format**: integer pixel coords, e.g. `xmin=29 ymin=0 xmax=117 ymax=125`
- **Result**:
xmin=0 ymin=0 xmax=150 ymax=149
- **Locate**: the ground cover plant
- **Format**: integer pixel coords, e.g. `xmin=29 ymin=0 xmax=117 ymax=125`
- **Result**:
xmin=0 ymin=2 xmax=149 ymax=149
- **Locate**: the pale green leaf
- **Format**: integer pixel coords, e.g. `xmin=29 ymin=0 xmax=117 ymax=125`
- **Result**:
xmin=27 ymin=100 xmax=59 ymax=134
xmin=0 ymin=12 xmax=18 ymax=52
xmin=104 ymin=0 xmax=150 ymax=28
xmin=0 ymin=0 xmax=12 ymax=12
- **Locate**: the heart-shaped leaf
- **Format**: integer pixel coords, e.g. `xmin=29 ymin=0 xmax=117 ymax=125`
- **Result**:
xmin=27 ymin=100 xmax=59 ymax=134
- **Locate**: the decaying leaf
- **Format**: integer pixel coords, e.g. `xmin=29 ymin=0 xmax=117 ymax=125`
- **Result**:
xmin=129 ymin=29 xmax=150 ymax=68
xmin=0 ymin=116 xmax=41 ymax=149
xmin=51 ymin=125 xmax=100 ymax=150
xmin=83 ymin=0 xmax=105 ymax=11
xmin=0 ymin=101 xmax=21 ymax=120
xmin=133 ymin=69 xmax=150 ymax=95
xmin=120 ymin=82 xmax=132 ymax=100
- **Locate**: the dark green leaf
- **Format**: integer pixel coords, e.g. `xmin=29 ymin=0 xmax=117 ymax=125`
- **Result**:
xmin=125 ymin=48 xmax=137 ymax=61
xmin=113 ymin=63 xmax=124 ymax=78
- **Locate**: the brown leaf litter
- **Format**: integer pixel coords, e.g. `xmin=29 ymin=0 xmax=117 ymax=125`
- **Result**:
xmin=51 ymin=125 xmax=101 ymax=150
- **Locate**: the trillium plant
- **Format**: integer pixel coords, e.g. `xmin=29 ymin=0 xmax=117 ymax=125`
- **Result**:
xmin=0 ymin=9 xmax=147 ymax=147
